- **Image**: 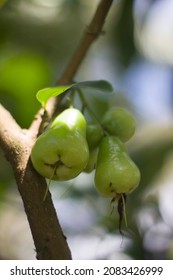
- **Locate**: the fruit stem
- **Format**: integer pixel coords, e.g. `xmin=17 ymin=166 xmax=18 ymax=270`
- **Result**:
xmin=77 ymin=88 xmax=103 ymax=128
xmin=68 ymin=88 xmax=76 ymax=107
xmin=122 ymin=193 xmax=128 ymax=229
xmin=76 ymin=88 xmax=111 ymax=138
xmin=117 ymin=194 xmax=127 ymax=234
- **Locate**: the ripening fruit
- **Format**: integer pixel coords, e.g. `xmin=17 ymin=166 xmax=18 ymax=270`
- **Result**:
xmin=94 ymin=136 xmax=140 ymax=197
xmin=84 ymin=148 xmax=98 ymax=173
xmin=84 ymin=123 xmax=104 ymax=173
xmin=101 ymin=107 xmax=136 ymax=142
xmin=31 ymin=108 xmax=89 ymax=180
xmin=86 ymin=123 xmax=104 ymax=149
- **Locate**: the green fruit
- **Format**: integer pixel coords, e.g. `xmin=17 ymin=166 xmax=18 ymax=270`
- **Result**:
xmin=31 ymin=108 xmax=89 ymax=180
xmin=84 ymin=148 xmax=98 ymax=173
xmin=86 ymin=123 xmax=104 ymax=149
xmin=50 ymin=109 xmax=86 ymax=137
xmin=84 ymin=123 xmax=103 ymax=173
xmin=102 ymin=107 xmax=136 ymax=142
xmin=94 ymin=136 xmax=140 ymax=197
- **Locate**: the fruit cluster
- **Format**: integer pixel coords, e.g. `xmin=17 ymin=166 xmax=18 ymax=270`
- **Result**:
xmin=31 ymin=106 xmax=140 ymax=230
xmin=93 ymin=107 xmax=140 ymax=200
xmin=31 ymin=107 xmax=140 ymax=198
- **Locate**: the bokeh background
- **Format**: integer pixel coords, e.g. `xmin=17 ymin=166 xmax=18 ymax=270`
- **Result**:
xmin=0 ymin=0 xmax=173 ymax=260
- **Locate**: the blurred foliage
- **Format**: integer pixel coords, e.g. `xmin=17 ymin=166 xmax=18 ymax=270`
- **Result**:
xmin=110 ymin=0 xmax=136 ymax=67
xmin=0 ymin=0 xmax=173 ymax=260
xmin=0 ymin=51 xmax=52 ymax=127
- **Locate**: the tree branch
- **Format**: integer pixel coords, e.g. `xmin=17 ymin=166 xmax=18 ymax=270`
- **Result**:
xmin=57 ymin=0 xmax=113 ymax=85
xmin=0 ymin=0 xmax=114 ymax=260
xmin=0 ymin=104 xmax=72 ymax=259
xmin=0 ymin=104 xmax=23 ymax=154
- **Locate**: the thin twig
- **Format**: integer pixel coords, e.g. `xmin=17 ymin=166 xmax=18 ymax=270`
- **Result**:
xmin=57 ymin=0 xmax=113 ymax=85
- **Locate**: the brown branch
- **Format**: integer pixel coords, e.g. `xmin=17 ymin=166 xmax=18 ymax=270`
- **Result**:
xmin=57 ymin=0 xmax=114 ymax=85
xmin=0 ymin=104 xmax=24 ymax=153
xmin=0 ymin=104 xmax=71 ymax=259
xmin=17 ymin=160 xmax=72 ymax=260
xmin=0 ymin=0 xmax=114 ymax=260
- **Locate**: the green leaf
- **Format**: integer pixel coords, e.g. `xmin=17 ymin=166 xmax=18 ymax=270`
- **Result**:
xmin=36 ymin=80 xmax=114 ymax=108
xmin=74 ymin=80 xmax=114 ymax=102
xmin=36 ymin=85 xmax=72 ymax=108
xmin=74 ymin=80 xmax=113 ymax=93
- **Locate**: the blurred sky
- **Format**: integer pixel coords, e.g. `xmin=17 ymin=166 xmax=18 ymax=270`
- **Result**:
xmin=132 ymin=0 xmax=173 ymax=124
